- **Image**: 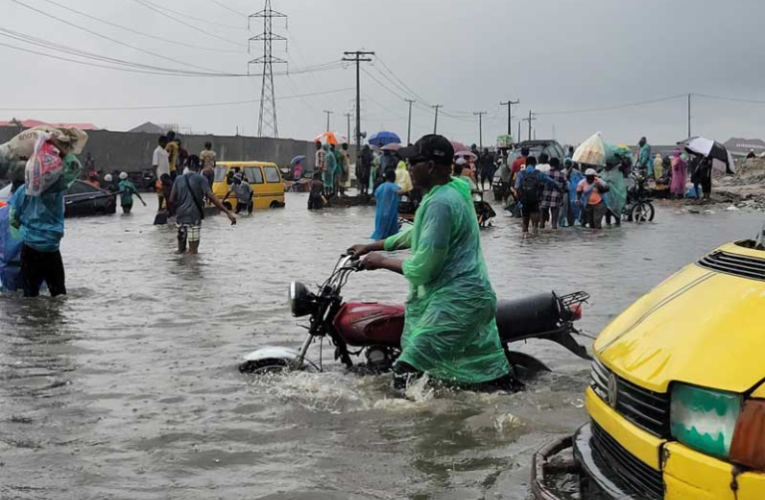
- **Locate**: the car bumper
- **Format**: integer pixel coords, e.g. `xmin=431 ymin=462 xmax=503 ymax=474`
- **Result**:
xmin=559 ymin=388 xmax=765 ymax=500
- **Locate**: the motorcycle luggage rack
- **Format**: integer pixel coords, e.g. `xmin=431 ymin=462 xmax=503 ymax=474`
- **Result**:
xmin=559 ymin=291 xmax=590 ymax=307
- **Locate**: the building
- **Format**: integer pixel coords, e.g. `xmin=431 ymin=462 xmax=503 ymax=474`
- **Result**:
xmin=127 ymin=121 xmax=167 ymax=135
xmin=723 ymin=138 xmax=765 ymax=157
xmin=0 ymin=118 xmax=99 ymax=130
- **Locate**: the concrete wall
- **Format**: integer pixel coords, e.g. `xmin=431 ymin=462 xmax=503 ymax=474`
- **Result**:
xmin=0 ymin=127 xmax=346 ymax=175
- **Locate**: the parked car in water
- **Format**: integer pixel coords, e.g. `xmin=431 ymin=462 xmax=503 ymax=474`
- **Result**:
xmin=533 ymin=237 xmax=765 ymax=500
xmin=0 ymin=180 xmax=117 ymax=217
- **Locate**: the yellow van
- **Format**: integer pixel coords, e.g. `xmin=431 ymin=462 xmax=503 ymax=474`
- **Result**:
xmin=212 ymin=161 xmax=285 ymax=210
xmin=533 ymin=239 xmax=765 ymax=500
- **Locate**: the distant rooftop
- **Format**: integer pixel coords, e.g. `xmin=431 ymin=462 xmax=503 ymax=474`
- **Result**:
xmin=0 ymin=119 xmax=100 ymax=130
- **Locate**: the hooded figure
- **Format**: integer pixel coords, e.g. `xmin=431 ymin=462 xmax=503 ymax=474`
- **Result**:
xmin=601 ymin=164 xmax=627 ymax=224
xmin=395 ymin=161 xmax=413 ymax=193
xmin=323 ymin=144 xmax=336 ymax=191
xmin=653 ymin=154 xmax=664 ymax=180
xmin=371 ymin=169 xmax=401 ymax=240
xmin=671 ymin=149 xmax=688 ymax=198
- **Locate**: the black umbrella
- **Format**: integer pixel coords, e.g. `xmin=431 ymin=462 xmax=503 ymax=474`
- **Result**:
xmin=677 ymin=136 xmax=736 ymax=174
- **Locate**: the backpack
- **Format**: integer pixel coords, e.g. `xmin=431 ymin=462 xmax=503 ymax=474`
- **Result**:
xmin=519 ymin=170 xmax=542 ymax=204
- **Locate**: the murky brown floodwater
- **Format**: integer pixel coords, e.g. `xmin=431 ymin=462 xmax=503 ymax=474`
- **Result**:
xmin=1 ymin=194 xmax=761 ymax=500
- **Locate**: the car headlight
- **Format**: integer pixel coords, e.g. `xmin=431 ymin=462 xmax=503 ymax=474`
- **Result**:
xmin=670 ymin=384 xmax=742 ymax=459
xmin=289 ymin=281 xmax=313 ymax=318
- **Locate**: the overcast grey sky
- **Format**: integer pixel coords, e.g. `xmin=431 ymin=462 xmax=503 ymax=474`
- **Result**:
xmin=2 ymin=0 xmax=765 ymax=146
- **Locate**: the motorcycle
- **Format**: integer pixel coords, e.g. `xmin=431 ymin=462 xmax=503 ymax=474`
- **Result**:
xmin=624 ymin=171 xmax=656 ymax=222
xmin=239 ymin=255 xmax=592 ymax=381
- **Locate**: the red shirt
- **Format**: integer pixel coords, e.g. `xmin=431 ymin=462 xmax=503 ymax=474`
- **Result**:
xmin=511 ymin=156 xmax=526 ymax=174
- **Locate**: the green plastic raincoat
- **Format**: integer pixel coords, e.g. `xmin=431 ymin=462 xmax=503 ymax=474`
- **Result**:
xmin=383 ymin=177 xmax=510 ymax=384
xmin=601 ymin=167 xmax=627 ymax=217
xmin=323 ymin=145 xmax=336 ymax=189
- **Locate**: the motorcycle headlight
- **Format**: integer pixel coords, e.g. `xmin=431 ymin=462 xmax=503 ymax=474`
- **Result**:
xmin=670 ymin=384 xmax=742 ymax=459
xmin=289 ymin=281 xmax=313 ymax=318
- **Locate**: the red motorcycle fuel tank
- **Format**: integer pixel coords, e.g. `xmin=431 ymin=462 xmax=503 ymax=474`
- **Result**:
xmin=333 ymin=302 xmax=405 ymax=347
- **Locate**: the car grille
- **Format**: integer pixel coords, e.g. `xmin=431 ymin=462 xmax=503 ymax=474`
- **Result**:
xmin=698 ymin=250 xmax=765 ymax=281
xmin=590 ymin=358 xmax=670 ymax=437
xmin=590 ymin=421 xmax=664 ymax=500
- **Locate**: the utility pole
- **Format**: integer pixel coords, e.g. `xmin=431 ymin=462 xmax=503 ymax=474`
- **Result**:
xmin=687 ymin=93 xmax=692 ymax=139
xmin=500 ymin=99 xmax=520 ymax=136
xmin=248 ymin=0 xmax=287 ymax=138
xmin=343 ymin=50 xmax=374 ymax=166
xmin=473 ymin=111 xmax=487 ymax=150
xmin=518 ymin=121 xmax=521 ymax=146
xmin=344 ymin=112 xmax=352 ymax=143
xmin=432 ymin=104 xmax=442 ymax=134
xmin=323 ymin=110 xmax=333 ymax=131
xmin=405 ymin=99 xmax=415 ymax=145
xmin=522 ymin=111 xmax=537 ymax=142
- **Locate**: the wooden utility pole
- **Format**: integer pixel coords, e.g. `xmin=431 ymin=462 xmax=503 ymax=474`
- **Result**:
xmin=344 ymin=112 xmax=352 ymax=143
xmin=405 ymin=99 xmax=415 ymax=145
xmin=474 ymin=111 xmax=487 ymax=150
xmin=432 ymin=104 xmax=442 ymax=134
xmin=522 ymin=111 xmax=537 ymax=142
xmin=500 ymin=99 xmax=520 ymax=136
xmin=323 ymin=110 xmax=333 ymax=132
xmin=342 ymin=51 xmax=374 ymax=164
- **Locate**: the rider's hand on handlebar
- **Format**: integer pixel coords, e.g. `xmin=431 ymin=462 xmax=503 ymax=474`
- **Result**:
xmin=360 ymin=253 xmax=385 ymax=271
xmin=347 ymin=244 xmax=370 ymax=259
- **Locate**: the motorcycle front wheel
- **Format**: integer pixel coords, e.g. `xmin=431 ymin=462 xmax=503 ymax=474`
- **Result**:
xmin=238 ymin=359 xmax=290 ymax=375
xmin=630 ymin=201 xmax=655 ymax=222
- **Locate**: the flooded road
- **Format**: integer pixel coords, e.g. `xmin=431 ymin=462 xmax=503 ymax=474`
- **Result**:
xmin=1 ymin=194 xmax=762 ymax=500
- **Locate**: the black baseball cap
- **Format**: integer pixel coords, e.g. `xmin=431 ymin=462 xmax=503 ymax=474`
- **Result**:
xmin=397 ymin=134 xmax=454 ymax=165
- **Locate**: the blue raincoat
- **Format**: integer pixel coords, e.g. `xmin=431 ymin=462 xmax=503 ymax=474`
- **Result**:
xmin=566 ymin=168 xmax=584 ymax=225
xmin=371 ymin=181 xmax=400 ymax=240
xmin=0 ymin=204 xmax=23 ymax=291
xmin=9 ymin=153 xmax=81 ymax=253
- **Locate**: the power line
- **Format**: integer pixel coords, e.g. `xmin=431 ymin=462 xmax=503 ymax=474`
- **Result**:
xmin=9 ymin=0 xmax=225 ymax=73
xmin=0 ymin=87 xmax=354 ymax=111
xmin=132 ymin=0 xmax=246 ymax=48
xmin=137 ymin=0 xmax=248 ymax=30
xmin=33 ymin=0 xmax=245 ymax=54
xmin=536 ymin=94 xmax=687 ymax=116
xmin=693 ymin=93 xmax=765 ymax=105
xmin=208 ymin=0 xmax=249 ymax=17
xmin=0 ymin=32 xmax=343 ymax=78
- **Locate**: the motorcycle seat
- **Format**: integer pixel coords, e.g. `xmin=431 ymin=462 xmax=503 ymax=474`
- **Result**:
xmin=495 ymin=293 xmax=561 ymax=342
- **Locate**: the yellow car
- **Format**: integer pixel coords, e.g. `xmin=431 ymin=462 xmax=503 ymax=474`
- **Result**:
xmin=212 ymin=161 xmax=285 ymax=211
xmin=534 ymin=240 xmax=765 ymax=500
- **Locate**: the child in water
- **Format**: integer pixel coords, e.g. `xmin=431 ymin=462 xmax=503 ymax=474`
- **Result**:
xmin=118 ymin=172 xmax=146 ymax=214
xmin=308 ymin=172 xmax=324 ymax=210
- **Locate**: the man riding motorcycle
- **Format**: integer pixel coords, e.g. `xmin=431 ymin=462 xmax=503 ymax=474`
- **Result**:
xmin=349 ymin=135 xmax=515 ymax=390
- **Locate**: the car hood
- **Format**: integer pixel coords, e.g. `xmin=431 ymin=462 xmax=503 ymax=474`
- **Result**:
xmin=595 ymin=243 xmax=765 ymax=394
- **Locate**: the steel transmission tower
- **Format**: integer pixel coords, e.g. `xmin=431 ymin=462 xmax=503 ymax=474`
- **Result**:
xmin=248 ymin=0 xmax=287 ymax=138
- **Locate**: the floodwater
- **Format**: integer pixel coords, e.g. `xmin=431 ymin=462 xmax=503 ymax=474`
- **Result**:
xmin=1 ymin=194 xmax=762 ymax=500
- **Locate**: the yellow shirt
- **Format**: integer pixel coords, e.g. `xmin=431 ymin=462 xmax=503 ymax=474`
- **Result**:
xmin=166 ymin=142 xmax=179 ymax=173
